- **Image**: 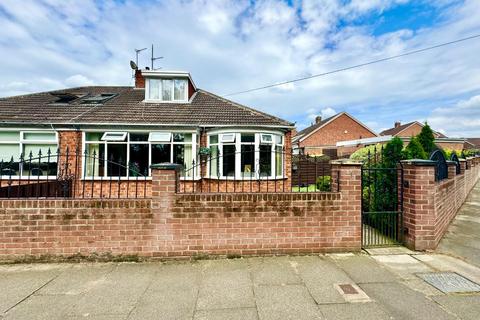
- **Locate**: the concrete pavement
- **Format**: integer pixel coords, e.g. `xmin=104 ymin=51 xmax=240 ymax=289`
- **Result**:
xmin=437 ymin=182 xmax=480 ymax=268
xmin=1 ymin=251 xmax=480 ymax=320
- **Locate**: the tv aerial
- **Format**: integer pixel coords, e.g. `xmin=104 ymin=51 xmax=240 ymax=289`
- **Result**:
xmin=151 ymin=44 xmax=163 ymax=70
xmin=134 ymin=47 xmax=147 ymax=67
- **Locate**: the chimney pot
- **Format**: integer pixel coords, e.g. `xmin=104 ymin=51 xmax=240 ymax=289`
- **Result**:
xmin=315 ymin=116 xmax=322 ymax=124
xmin=395 ymin=121 xmax=401 ymax=128
xmin=135 ymin=70 xmax=145 ymax=89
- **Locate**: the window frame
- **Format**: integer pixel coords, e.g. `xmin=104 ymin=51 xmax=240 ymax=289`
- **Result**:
xmin=206 ymin=130 xmax=285 ymax=180
xmin=82 ymin=130 xmax=198 ymax=180
xmin=0 ymin=129 xmax=58 ymax=179
xmin=145 ymin=78 xmax=189 ymax=103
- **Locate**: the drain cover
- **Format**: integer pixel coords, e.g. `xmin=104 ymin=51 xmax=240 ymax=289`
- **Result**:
xmin=417 ymin=272 xmax=480 ymax=293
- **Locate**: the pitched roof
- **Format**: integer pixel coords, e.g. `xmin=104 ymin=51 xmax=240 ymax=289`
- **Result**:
xmin=0 ymin=86 xmax=293 ymax=128
xmin=293 ymin=112 xmax=377 ymax=142
xmin=466 ymin=138 xmax=480 ymax=147
xmin=380 ymin=121 xmax=447 ymax=138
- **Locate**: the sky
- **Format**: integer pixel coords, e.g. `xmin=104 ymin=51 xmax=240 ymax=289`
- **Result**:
xmin=0 ymin=0 xmax=479 ymax=137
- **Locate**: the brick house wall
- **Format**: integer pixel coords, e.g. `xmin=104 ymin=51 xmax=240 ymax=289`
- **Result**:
xmin=0 ymin=161 xmax=361 ymax=261
xmin=402 ymin=157 xmax=480 ymax=250
xmin=299 ymin=114 xmax=376 ymax=156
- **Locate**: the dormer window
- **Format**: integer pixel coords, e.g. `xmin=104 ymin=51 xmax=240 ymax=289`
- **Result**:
xmin=146 ymin=78 xmax=188 ymax=102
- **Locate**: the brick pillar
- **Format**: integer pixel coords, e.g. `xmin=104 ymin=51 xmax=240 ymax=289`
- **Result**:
xmin=58 ymin=131 xmax=82 ymax=195
xmin=401 ymin=160 xmax=436 ymax=251
xmin=331 ymin=159 xmax=363 ymax=250
xmin=447 ymin=161 xmax=457 ymax=178
xmin=459 ymin=159 xmax=466 ymax=175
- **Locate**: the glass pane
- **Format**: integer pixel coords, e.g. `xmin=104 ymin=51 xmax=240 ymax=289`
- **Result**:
xmin=261 ymin=134 xmax=273 ymax=143
xmin=149 ymin=132 xmax=171 ymax=142
xmin=173 ymin=133 xmax=192 ymax=142
xmin=222 ymin=145 xmax=236 ymax=177
xmin=129 ymin=133 xmax=149 ymax=142
xmin=162 ymin=79 xmax=172 ymax=101
xmin=151 ymin=144 xmax=171 ymax=164
xmin=23 ymin=144 xmax=57 ymax=159
xmin=209 ymin=145 xmax=219 ymax=177
xmin=0 ymin=131 xmax=20 ymax=141
xmin=221 ymin=134 xmax=235 ymax=143
xmin=23 ymin=144 xmax=58 ymax=176
xmin=241 ymin=145 xmax=255 ymax=178
xmin=85 ymin=143 xmax=105 ymax=177
xmin=85 ymin=132 xmax=103 ymax=141
xmin=148 ymin=79 xmax=160 ymax=99
xmin=259 ymin=145 xmax=272 ymax=177
xmin=101 ymin=132 xmax=126 ymax=141
xmin=174 ymin=79 xmax=187 ymax=101
xmin=209 ymin=135 xmax=218 ymax=144
xmin=129 ymin=144 xmax=149 ymax=176
xmin=0 ymin=144 xmax=20 ymax=175
xmin=23 ymin=132 xmax=56 ymax=141
xmin=275 ymin=134 xmax=283 ymax=144
xmin=275 ymin=146 xmax=283 ymax=176
xmin=107 ymin=144 xmax=127 ymax=176
xmin=241 ymin=134 xmax=255 ymax=143
xmin=174 ymin=144 xmax=193 ymax=177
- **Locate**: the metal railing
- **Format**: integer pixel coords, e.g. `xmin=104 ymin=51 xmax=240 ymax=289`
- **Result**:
xmin=430 ymin=149 xmax=448 ymax=182
xmin=0 ymin=148 xmax=148 ymax=199
xmin=178 ymin=148 xmax=333 ymax=193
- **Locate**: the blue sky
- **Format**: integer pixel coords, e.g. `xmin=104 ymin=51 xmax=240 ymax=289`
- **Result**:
xmin=0 ymin=0 xmax=479 ymax=137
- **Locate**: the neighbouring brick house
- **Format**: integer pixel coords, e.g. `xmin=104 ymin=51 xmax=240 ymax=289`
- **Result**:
xmin=292 ymin=112 xmax=377 ymax=157
xmin=380 ymin=121 xmax=472 ymax=151
xmin=0 ymin=69 xmax=294 ymax=195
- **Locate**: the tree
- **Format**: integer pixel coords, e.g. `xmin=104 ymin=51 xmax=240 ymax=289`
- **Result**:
xmin=382 ymin=137 xmax=404 ymax=168
xmin=403 ymin=137 xmax=427 ymax=159
xmin=417 ymin=122 xmax=436 ymax=155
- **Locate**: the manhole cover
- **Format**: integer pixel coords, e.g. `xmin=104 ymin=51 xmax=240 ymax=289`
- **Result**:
xmin=417 ymin=272 xmax=480 ymax=293
xmin=338 ymin=284 xmax=358 ymax=295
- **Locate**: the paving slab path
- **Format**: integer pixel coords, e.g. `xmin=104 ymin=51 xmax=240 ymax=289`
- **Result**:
xmin=437 ymin=181 xmax=480 ymax=268
xmin=1 ymin=252 xmax=480 ymax=320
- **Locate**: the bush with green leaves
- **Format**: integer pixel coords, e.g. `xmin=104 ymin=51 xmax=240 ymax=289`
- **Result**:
xmin=417 ymin=122 xmax=436 ymax=155
xmin=349 ymin=143 xmax=382 ymax=162
xmin=382 ymin=137 xmax=404 ymax=168
xmin=315 ymin=176 xmax=331 ymax=192
xmin=403 ymin=137 xmax=427 ymax=160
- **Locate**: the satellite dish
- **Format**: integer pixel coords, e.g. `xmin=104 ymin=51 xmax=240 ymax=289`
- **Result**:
xmin=130 ymin=60 xmax=138 ymax=70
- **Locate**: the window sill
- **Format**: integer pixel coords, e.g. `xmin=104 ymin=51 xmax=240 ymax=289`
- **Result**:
xmin=0 ymin=176 xmax=58 ymax=180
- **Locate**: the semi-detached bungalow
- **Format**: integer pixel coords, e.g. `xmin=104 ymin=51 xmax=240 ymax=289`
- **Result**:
xmin=0 ymin=69 xmax=294 ymax=196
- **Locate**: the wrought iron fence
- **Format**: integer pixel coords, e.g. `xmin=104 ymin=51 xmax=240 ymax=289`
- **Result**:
xmin=0 ymin=148 xmax=148 ymax=199
xmin=178 ymin=148 xmax=333 ymax=193
xmin=451 ymin=152 xmax=461 ymax=175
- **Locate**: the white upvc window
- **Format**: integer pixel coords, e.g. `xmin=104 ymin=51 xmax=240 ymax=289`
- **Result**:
xmin=101 ymin=132 xmax=127 ymax=141
xmin=83 ymin=131 xmax=198 ymax=179
xmin=145 ymin=78 xmax=188 ymax=102
xmin=0 ymin=130 xmax=58 ymax=178
xmin=206 ymin=131 xmax=285 ymax=180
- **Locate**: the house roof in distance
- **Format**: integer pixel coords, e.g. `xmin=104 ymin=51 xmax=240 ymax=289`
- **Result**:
xmin=380 ymin=121 xmax=447 ymax=138
xmin=293 ymin=112 xmax=377 ymax=142
xmin=0 ymin=86 xmax=293 ymax=128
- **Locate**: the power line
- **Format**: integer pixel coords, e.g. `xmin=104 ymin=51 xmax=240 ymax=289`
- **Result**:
xmin=223 ymin=33 xmax=480 ymax=97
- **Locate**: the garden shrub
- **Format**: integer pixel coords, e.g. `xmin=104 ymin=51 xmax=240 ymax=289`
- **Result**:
xmin=349 ymin=144 xmax=382 ymax=162
xmin=316 ymin=176 xmax=331 ymax=192
xmin=382 ymin=137 xmax=404 ymax=168
xmin=403 ymin=137 xmax=427 ymax=159
xmin=417 ymin=122 xmax=436 ymax=155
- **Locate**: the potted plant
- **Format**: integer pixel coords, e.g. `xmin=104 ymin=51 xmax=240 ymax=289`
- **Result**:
xmin=198 ymin=147 xmax=211 ymax=161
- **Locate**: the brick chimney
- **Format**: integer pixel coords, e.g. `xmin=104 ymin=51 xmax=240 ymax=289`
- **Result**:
xmin=394 ymin=121 xmax=401 ymax=128
xmin=135 ymin=69 xmax=145 ymax=88
xmin=315 ymin=116 xmax=322 ymax=124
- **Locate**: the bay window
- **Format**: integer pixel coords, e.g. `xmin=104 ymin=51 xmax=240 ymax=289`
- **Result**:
xmin=83 ymin=131 xmax=197 ymax=178
xmin=0 ymin=130 xmax=58 ymax=177
xmin=207 ymin=132 xmax=284 ymax=179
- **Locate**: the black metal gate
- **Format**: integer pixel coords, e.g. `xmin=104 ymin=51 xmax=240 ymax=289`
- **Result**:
xmin=361 ymin=160 xmax=404 ymax=247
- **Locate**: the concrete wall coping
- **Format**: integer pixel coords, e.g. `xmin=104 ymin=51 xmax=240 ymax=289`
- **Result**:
xmin=330 ymin=159 xmax=363 ymax=166
xmin=400 ymin=159 xmax=437 ymax=166
xmin=150 ymin=163 xmax=182 ymax=170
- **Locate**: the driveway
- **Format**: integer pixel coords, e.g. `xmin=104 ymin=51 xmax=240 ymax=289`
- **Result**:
xmin=437 ymin=181 xmax=480 ymax=267
xmin=1 ymin=252 xmax=480 ymax=320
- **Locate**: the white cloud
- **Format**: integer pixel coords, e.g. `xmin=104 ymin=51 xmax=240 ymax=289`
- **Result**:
xmin=427 ymin=95 xmax=480 ymax=138
xmin=0 ymin=0 xmax=479 ymax=136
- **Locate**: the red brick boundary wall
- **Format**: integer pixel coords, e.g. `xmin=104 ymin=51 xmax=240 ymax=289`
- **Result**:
xmin=0 ymin=161 xmax=362 ymax=261
xmin=402 ymin=156 xmax=480 ymax=251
